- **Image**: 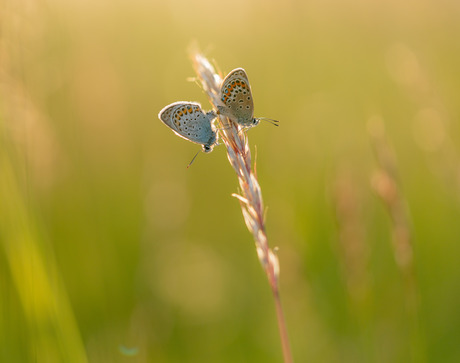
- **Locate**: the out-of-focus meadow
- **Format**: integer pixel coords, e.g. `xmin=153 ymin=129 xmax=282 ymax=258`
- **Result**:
xmin=2 ymin=0 xmax=460 ymax=362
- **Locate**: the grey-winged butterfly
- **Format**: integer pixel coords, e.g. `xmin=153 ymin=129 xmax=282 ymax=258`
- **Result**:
xmin=158 ymin=101 xmax=217 ymax=153
xmin=217 ymin=68 xmax=278 ymax=128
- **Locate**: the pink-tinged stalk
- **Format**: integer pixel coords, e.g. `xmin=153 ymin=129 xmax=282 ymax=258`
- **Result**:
xmin=191 ymin=51 xmax=293 ymax=363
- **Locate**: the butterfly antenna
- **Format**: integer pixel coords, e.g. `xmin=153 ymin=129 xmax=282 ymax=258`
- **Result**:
xmin=259 ymin=117 xmax=279 ymax=126
xmin=187 ymin=150 xmax=200 ymax=169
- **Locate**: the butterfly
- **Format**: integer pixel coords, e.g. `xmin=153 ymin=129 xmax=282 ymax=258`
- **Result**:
xmin=217 ymin=68 xmax=278 ymax=128
xmin=158 ymin=101 xmax=218 ymax=153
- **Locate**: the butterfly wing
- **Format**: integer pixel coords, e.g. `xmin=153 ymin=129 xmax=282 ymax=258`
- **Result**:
xmin=158 ymin=102 xmax=216 ymax=147
xmin=219 ymin=68 xmax=254 ymax=126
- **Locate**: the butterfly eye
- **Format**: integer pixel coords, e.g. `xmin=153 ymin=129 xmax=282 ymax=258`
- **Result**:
xmin=202 ymin=145 xmax=213 ymax=153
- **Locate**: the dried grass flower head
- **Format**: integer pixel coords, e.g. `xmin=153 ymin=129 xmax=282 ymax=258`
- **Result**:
xmin=190 ymin=50 xmax=291 ymax=363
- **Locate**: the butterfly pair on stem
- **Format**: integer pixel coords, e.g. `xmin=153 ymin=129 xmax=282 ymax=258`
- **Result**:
xmin=158 ymin=68 xmax=278 ymax=159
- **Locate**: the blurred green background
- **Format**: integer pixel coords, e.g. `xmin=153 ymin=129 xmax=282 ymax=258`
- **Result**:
xmin=1 ymin=0 xmax=460 ymax=362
